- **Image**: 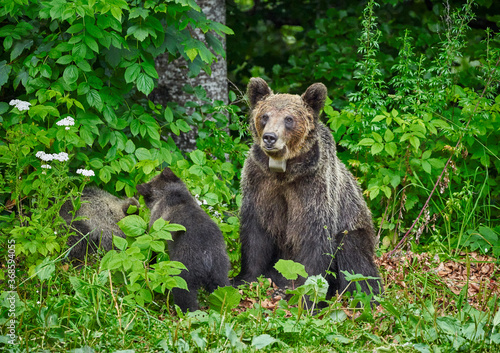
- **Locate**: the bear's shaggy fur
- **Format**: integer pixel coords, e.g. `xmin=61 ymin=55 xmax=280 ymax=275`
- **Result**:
xmin=136 ymin=167 xmax=230 ymax=312
xmin=59 ymin=187 xmax=139 ymax=263
xmin=235 ymin=78 xmax=382 ymax=299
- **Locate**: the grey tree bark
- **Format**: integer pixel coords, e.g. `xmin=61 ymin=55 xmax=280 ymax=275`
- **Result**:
xmin=152 ymin=0 xmax=227 ymax=151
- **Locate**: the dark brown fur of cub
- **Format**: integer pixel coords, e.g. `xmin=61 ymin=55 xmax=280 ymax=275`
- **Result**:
xmin=136 ymin=167 xmax=230 ymax=312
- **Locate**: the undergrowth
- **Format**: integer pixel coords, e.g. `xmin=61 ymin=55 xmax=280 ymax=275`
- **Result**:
xmin=1 ymin=0 xmax=500 ymax=352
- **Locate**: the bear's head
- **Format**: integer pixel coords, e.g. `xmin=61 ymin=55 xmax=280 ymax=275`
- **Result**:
xmin=136 ymin=167 xmax=191 ymax=208
xmin=247 ymin=78 xmax=327 ymax=172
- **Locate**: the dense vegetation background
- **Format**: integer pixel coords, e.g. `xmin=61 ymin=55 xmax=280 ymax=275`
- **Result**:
xmin=0 ymin=0 xmax=499 ymax=352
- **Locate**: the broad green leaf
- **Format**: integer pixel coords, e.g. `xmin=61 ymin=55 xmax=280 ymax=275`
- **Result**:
xmin=113 ymin=235 xmax=128 ymax=251
xmin=124 ymin=63 xmax=141 ymax=83
xmin=208 ymin=286 xmax=241 ymax=312
xmin=409 ymin=136 xmax=420 ymax=152
xmin=358 ymin=138 xmax=374 ymax=146
xmin=0 ymin=61 xmax=12 ymax=89
xmin=164 ymin=107 xmax=173 ymax=122
xmin=274 ymin=259 xmax=308 ymax=280
xmin=371 ymin=142 xmax=384 ymax=155
xmin=35 ymin=257 xmax=55 ymax=282
xmin=63 ymin=65 xmax=79 ymax=84
xmin=384 ymin=129 xmax=394 ymax=142
xmin=251 ymin=335 xmax=279 ymax=349
xmin=190 ymin=149 xmax=206 ymax=165
xmin=137 ymin=72 xmax=154 ymax=95
xmin=135 ymin=147 xmax=152 ymax=161
xmin=385 ymin=142 xmax=397 ymax=157
xmin=118 ymin=215 xmax=147 ymax=237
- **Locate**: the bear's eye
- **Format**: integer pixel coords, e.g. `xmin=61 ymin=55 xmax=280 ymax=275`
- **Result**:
xmin=260 ymin=114 xmax=269 ymax=126
xmin=284 ymin=115 xmax=294 ymax=128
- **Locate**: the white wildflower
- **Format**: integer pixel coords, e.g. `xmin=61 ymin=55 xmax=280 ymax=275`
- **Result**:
xmin=56 ymin=116 xmax=75 ymax=127
xmin=9 ymin=99 xmax=31 ymax=111
xmin=53 ymin=152 xmax=69 ymax=162
xmin=41 ymin=164 xmax=52 ymax=169
xmin=35 ymin=151 xmax=54 ymax=161
xmin=76 ymin=168 xmax=95 ymax=177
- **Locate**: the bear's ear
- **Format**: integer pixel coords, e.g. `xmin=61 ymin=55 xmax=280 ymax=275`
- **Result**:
xmin=161 ymin=167 xmax=181 ymax=183
xmin=301 ymin=83 xmax=327 ymax=117
xmin=247 ymin=77 xmax=272 ymax=108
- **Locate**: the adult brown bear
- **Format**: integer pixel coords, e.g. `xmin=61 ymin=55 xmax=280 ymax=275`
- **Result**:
xmin=234 ymin=78 xmax=382 ymax=300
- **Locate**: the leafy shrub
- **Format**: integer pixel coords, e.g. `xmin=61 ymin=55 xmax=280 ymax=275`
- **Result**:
xmin=0 ymin=0 xmax=233 ymax=270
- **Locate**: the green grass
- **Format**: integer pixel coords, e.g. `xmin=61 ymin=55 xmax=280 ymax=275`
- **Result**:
xmin=2 ymin=250 xmax=499 ymax=353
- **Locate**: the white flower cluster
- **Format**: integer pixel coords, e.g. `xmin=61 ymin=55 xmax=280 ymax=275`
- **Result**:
xmin=35 ymin=151 xmax=69 ymax=162
xmin=41 ymin=164 xmax=52 ymax=169
xmin=195 ymin=194 xmax=208 ymax=206
xmin=9 ymin=99 xmax=31 ymax=111
xmin=56 ymin=116 xmax=75 ymax=130
xmin=76 ymin=168 xmax=95 ymax=177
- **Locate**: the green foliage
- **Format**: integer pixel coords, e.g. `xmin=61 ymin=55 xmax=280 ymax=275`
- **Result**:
xmin=100 ymin=216 xmax=187 ymax=307
xmin=208 ymin=286 xmax=241 ymax=313
xmin=0 ymin=0 xmax=236 ymax=270
xmin=2 ymin=1 xmax=500 ymax=352
xmin=273 ymin=259 xmax=308 ymax=281
xmin=229 ymin=0 xmax=500 ymax=255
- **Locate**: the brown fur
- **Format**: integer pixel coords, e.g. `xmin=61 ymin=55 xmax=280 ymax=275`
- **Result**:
xmin=235 ymin=78 xmax=383 ymax=301
xmin=59 ymin=187 xmax=139 ymax=263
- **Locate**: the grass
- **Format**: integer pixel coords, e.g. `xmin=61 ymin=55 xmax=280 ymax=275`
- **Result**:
xmin=2 ymin=248 xmax=499 ymax=353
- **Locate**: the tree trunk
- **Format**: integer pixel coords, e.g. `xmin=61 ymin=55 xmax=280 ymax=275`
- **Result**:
xmin=153 ymin=0 xmax=227 ymax=152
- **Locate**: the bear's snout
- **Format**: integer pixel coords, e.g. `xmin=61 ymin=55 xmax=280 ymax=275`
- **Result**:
xmin=262 ymin=132 xmax=278 ymax=148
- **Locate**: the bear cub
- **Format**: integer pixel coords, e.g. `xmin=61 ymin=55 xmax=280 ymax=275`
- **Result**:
xmin=59 ymin=187 xmax=139 ymax=263
xmin=136 ymin=167 xmax=230 ymax=312
xmin=235 ymin=78 xmax=382 ymax=301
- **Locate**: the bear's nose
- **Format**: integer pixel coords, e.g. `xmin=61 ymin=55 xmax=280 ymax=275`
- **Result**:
xmin=262 ymin=132 xmax=277 ymax=147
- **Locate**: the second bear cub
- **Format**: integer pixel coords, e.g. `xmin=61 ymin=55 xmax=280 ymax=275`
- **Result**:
xmin=136 ymin=167 xmax=230 ymax=312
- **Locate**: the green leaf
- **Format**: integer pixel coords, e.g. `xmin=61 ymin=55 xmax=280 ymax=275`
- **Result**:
xmin=164 ymin=223 xmax=186 ymax=232
xmin=35 ymin=257 xmax=55 ymax=282
xmin=10 ymin=39 xmax=33 ymax=61
xmin=0 ymin=60 xmax=12 ymax=89
xmin=124 ymin=63 xmax=141 ymax=83
xmin=190 ymin=150 xmax=206 ymax=165
xmin=135 ymin=147 xmax=152 ymax=161
xmin=72 ymin=42 xmax=87 ymax=61
xmin=113 ymin=235 xmax=128 ymax=251
xmin=409 ymin=136 xmax=420 ymax=152
xmin=358 ymin=138 xmax=374 ymax=146
xmin=385 ymin=142 xmax=397 ymax=157
xmin=83 ymin=36 xmax=99 ymax=53
xmin=251 ymin=335 xmax=279 ymax=350
xmin=274 ymin=259 xmax=308 ymax=280
xmin=384 ymin=129 xmax=394 ymax=142
xmin=99 ymin=166 xmax=112 ymax=183
xmin=493 ymin=307 xmax=500 ymax=327
xmin=117 ymin=215 xmax=147 ymax=237
xmin=56 ymin=55 xmax=73 ymax=65
xmin=422 ymin=160 xmax=431 ymax=174
xmin=137 ymin=72 xmax=154 ymax=95
xmin=63 ymin=65 xmax=79 ymax=84
xmin=186 ymin=48 xmax=198 ymax=61
xmin=202 ymin=192 xmax=219 ymax=206
xmin=372 ymin=132 xmax=383 ymax=143
xmin=141 ymin=61 xmax=158 ymax=78
xmin=164 ymin=107 xmax=173 ymax=122
xmin=208 ymin=286 xmax=241 ymax=312
xmin=371 ymin=142 xmax=384 ymax=155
